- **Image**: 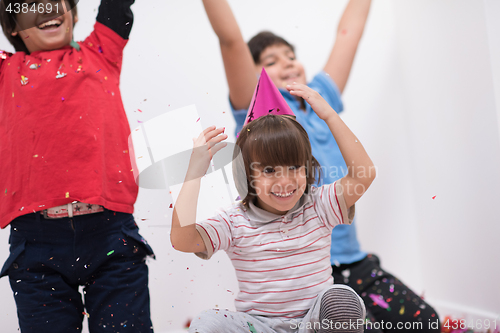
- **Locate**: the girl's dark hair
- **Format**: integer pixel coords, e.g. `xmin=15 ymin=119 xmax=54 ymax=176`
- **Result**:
xmin=0 ymin=0 xmax=78 ymax=53
xmin=232 ymin=115 xmax=321 ymax=206
xmin=247 ymin=31 xmax=295 ymax=64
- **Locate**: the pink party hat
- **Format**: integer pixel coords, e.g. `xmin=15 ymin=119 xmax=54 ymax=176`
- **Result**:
xmin=242 ymin=68 xmax=295 ymax=126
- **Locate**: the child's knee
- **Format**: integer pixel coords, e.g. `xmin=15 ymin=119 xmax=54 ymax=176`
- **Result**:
xmin=189 ymin=309 xmax=234 ymax=333
xmin=319 ymin=285 xmax=365 ymax=332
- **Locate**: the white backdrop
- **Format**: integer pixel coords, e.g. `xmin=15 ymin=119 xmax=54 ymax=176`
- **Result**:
xmin=1 ymin=0 xmax=499 ymax=332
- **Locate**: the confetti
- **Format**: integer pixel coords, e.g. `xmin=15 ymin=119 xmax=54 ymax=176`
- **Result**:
xmin=413 ymin=310 xmax=420 ymax=317
xmin=96 ymin=69 xmax=101 ymax=73
xmin=56 ymin=71 xmax=67 ymax=79
xmin=248 ymin=322 xmax=257 ymax=333
xmin=357 ymin=279 xmax=362 ymax=285
xmin=98 ymin=46 xmax=103 ymax=53
xmin=107 ymin=250 xmax=115 ymax=256
xmin=369 ymin=294 xmax=389 ymax=309
xmin=196 ymin=117 xmax=200 ymax=122
xmin=389 ymin=284 xmax=394 ymax=292
xmin=62 ymin=97 xmax=65 ymax=102
xmin=169 ymin=204 xmax=173 ymax=208
xmin=137 ymin=109 xmax=143 ymax=113
xmin=65 ymin=192 xmax=70 ymax=198
xmin=20 ymin=75 xmax=29 ymax=86
xmin=432 ymin=196 xmax=436 ymax=199
xmin=29 ymin=63 xmax=39 ymax=70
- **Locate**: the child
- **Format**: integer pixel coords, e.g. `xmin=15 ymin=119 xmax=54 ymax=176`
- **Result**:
xmin=171 ymin=71 xmax=376 ymax=332
xmin=0 ymin=1 xmax=154 ymax=331
xmin=202 ymin=0 xmax=440 ymax=331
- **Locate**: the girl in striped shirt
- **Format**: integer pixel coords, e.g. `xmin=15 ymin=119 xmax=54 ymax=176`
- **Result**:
xmin=171 ymin=83 xmax=376 ymax=332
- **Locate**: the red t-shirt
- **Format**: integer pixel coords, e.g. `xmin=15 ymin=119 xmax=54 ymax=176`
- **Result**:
xmin=0 ymin=22 xmax=138 ymax=228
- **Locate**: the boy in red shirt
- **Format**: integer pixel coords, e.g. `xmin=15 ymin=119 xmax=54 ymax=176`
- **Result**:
xmin=0 ymin=1 xmax=154 ymax=331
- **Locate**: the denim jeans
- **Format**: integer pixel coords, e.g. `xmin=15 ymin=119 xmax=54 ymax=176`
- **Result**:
xmin=1 ymin=210 xmax=155 ymax=333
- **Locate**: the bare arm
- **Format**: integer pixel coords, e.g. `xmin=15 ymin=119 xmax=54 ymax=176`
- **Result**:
xmin=323 ymin=0 xmax=371 ymax=94
xmin=170 ymin=126 xmax=227 ymax=253
xmin=287 ymin=84 xmax=375 ymax=208
xmin=202 ymin=0 xmax=257 ymax=109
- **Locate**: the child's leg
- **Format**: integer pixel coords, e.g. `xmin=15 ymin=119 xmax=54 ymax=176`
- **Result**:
xmin=300 ymin=284 xmax=365 ymax=333
xmin=189 ymin=309 xmax=285 ymax=333
xmin=77 ymin=211 xmax=154 ymax=333
xmin=2 ymin=213 xmax=86 ymax=332
xmin=332 ymin=254 xmax=440 ymax=332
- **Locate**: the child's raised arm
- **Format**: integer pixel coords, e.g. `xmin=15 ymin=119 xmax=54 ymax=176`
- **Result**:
xmin=170 ymin=126 xmax=227 ymax=253
xmin=323 ymin=0 xmax=371 ymax=94
xmin=287 ymin=83 xmax=375 ymax=208
xmin=96 ymin=0 xmax=136 ymax=40
xmin=202 ymin=0 xmax=257 ymax=109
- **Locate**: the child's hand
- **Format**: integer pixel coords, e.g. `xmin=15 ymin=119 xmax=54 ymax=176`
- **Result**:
xmin=286 ymin=83 xmax=336 ymax=121
xmin=187 ymin=126 xmax=228 ymax=180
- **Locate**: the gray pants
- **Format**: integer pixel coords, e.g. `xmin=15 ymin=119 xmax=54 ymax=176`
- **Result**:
xmin=189 ymin=284 xmax=366 ymax=333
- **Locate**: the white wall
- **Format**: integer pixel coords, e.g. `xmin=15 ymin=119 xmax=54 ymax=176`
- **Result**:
xmin=1 ymin=0 xmax=499 ymax=332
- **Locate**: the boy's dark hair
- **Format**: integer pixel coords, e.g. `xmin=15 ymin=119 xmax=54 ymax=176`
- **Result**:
xmin=0 ymin=0 xmax=78 ymax=53
xmin=233 ymin=115 xmax=321 ymax=206
xmin=248 ymin=31 xmax=295 ymax=64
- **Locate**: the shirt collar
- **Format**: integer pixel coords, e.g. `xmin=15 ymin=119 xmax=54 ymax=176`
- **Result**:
xmin=244 ymin=193 xmax=309 ymax=223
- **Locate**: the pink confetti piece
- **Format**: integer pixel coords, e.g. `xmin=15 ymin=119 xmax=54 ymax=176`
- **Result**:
xmin=432 ymin=196 xmax=436 ymax=199
xmin=369 ymin=294 xmax=389 ymax=309
xmin=196 ymin=117 xmax=200 ymax=122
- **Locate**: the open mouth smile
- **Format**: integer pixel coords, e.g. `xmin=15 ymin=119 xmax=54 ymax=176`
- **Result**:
xmin=38 ymin=19 xmax=62 ymax=30
xmin=271 ymin=189 xmax=296 ymax=198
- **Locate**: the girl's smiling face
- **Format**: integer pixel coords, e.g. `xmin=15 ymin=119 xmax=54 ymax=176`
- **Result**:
xmin=251 ymin=163 xmax=307 ymax=215
xmin=11 ymin=0 xmax=78 ymax=53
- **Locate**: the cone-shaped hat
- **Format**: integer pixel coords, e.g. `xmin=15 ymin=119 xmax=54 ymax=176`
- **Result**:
xmin=242 ymin=68 xmax=295 ymax=126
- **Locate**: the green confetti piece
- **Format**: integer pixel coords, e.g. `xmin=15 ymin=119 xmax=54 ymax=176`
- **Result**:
xmin=107 ymin=250 xmax=115 ymax=256
xmin=247 ymin=322 xmax=257 ymax=333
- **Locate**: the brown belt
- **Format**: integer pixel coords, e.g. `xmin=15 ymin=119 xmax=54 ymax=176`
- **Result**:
xmin=42 ymin=202 xmax=104 ymax=219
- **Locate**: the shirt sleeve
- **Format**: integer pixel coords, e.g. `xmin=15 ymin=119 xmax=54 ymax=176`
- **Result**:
xmin=96 ymin=0 xmax=135 ymax=40
xmin=309 ymin=71 xmax=344 ymax=114
xmin=229 ymin=98 xmax=247 ymax=137
xmin=83 ymin=22 xmax=128 ymax=73
xmin=312 ymin=180 xmax=355 ymax=230
xmin=194 ymin=210 xmax=234 ymax=260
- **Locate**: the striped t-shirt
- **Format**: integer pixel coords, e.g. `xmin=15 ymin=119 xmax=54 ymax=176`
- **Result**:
xmin=195 ymin=181 xmax=354 ymax=319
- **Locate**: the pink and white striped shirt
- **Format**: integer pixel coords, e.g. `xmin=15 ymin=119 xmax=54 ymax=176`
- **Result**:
xmin=195 ymin=181 xmax=355 ymax=319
